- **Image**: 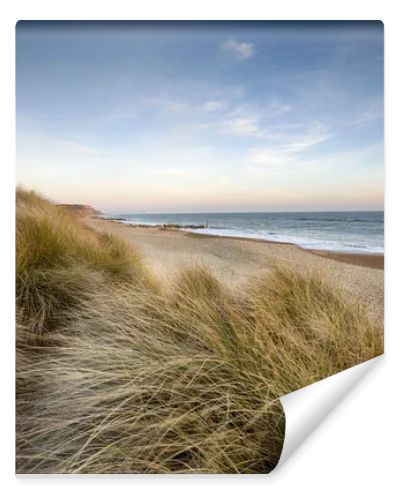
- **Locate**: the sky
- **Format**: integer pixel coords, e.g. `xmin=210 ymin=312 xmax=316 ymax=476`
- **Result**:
xmin=16 ymin=21 xmax=384 ymax=213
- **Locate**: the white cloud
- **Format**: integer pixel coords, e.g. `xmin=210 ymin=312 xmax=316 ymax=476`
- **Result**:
xmin=221 ymin=39 xmax=255 ymax=60
xmin=246 ymin=144 xmax=383 ymax=186
xmin=145 ymin=97 xmax=229 ymax=116
xmin=201 ymin=100 xmax=227 ymax=112
xmin=144 ymin=98 xmax=190 ymax=113
xmin=248 ymin=149 xmax=294 ymax=167
xmin=245 ymin=123 xmax=332 ymax=172
xmin=215 ymin=100 xmax=292 ymax=139
xmin=221 ymin=116 xmax=262 ymax=137
xmin=284 ymin=123 xmax=331 ymax=152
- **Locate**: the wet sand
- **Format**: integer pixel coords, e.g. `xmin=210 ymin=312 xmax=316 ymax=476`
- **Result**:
xmin=304 ymin=249 xmax=383 ymax=270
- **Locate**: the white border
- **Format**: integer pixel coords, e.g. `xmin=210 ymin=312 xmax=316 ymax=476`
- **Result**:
xmin=2 ymin=2 xmax=398 ymax=498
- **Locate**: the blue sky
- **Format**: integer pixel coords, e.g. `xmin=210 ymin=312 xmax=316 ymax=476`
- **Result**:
xmin=16 ymin=21 xmax=384 ymax=212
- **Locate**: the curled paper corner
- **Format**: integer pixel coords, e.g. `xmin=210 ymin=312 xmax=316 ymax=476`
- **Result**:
xmin=274 ymin=355 xmax=383 ymax=472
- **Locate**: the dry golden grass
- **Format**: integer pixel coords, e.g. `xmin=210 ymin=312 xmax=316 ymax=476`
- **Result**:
xmin=16 ymin=187 xmax=156 ymax=344
xmin=16 ymin=188 xmax=383 ymax=473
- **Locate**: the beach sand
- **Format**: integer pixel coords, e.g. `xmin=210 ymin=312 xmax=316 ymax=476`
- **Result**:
xmin=85 ymin=218 xmax=384 ymax=320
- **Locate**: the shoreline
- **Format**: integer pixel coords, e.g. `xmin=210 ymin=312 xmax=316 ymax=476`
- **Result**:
xmin=102 ymin=219 xmax=384 ymax=270
xmin=303 ymin=248 xmax=384 ymax=270
xmin=181 ymin=231 xmax=384 ymax=270
xmin=84 ymin=217 xmax=384 ymax=322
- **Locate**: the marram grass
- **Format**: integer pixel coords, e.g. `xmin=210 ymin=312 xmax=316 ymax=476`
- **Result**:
xmin=16 ymin=187 xmax=157 ymax=344
xmin=16 ymin=188 xmax=383 ymax=473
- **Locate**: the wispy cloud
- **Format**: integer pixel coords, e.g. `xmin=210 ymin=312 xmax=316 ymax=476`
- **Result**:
xmin=215 ymin=100 xmax=292 ymax=139
xmin=144 ymin=97 xmax=190 ymax=113
xmin=201 ymin=101 xmax=228 ymax=112
xmin=145 ymin=97 xmax=228 ymax=115
xmin=221 ymin=116 xmax=263 ymax=137
xmin=247 ymin=149 xmax=294 ymax=168
xmin=245 ymin=123 xmax=332 ymax=172
xmin=353 ymin=98 xmax=383 ymax=126
xmin=220 ymin=39 xmax=255 ymax=60
xmin=284 ymin=123 xmax=331 ymax=152
xmin=246 ymin=144 xmax=383 ymax=186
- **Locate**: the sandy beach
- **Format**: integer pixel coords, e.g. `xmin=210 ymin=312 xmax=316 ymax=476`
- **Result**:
xmin=85 ymin=218 xmax=384 ymax=320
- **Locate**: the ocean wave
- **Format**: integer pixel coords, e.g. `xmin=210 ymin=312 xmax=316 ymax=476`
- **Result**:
xmin=107 ymin=213 xmax=384 ymax=255
xmin=184 ymin=227 xmax=384 ymax=255
xmin=294 ymin=217 xmax=382 ymax=223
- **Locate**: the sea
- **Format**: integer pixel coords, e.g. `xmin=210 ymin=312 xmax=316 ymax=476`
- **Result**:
xmin=106 ymin=211 xmax=384 ymax=255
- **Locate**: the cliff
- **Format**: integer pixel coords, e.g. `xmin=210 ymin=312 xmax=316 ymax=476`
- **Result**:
xmin=57 ymin=204 xmax=101 ymax=217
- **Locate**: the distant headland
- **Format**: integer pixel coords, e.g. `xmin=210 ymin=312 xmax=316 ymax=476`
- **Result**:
xmin=56 ymin=204 xmax=102 ymax=217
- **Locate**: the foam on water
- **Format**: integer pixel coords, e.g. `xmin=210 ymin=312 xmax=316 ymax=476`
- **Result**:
xmin=183 ymin=227 xmax=383 ymax=254
xmin=106 ymin=211 xmax=384 ymax=255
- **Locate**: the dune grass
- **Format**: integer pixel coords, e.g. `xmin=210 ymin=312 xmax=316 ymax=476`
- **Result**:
xmin=16 ymin=187 xmax=156 ymax=344
xmin=16 ymin=188 xmax=383 ymax=473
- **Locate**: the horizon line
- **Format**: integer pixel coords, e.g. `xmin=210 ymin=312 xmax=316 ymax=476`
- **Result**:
xmin=103 ymin=209 xmax=384 ymax=215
